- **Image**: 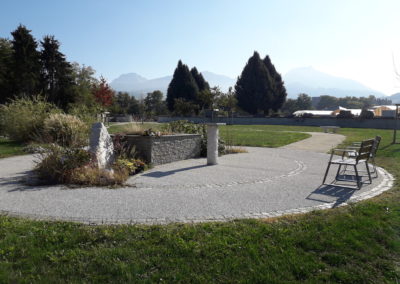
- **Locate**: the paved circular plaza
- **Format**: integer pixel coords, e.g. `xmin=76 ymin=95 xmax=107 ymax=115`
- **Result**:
xmin=0 ymin=143 xmax=393 ymax=225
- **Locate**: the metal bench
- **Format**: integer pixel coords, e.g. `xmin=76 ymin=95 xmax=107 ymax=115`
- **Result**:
xmin=320 ymin=126 xmax=340 ymax=133
xmin=322 ymin=138 xmax=375 ymax=189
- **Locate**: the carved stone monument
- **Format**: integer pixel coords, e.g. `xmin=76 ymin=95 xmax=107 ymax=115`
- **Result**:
xmin=89 ymin=122 xmax=115 ymax=169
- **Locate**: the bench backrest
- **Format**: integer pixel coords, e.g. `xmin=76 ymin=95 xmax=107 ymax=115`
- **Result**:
xmin=356 ymin=139 xmax=375 ymax=163
xmin=371 ymin=136 xmax=381 ymax=158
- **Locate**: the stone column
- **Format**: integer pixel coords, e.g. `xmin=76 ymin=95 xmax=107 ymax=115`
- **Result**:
xmin=206 ymin=123 xmax=226 ymax=165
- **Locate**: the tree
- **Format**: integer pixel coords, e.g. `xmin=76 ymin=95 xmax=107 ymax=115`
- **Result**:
xmin=166 ymin=60 xmax=199 ymax=112
xmin=281 ymin=98 xmax=298 ymax=115
xmin=263 ymin=55 xmax=287 ymax=111
xmin=92 ymin=77 xmax=114 ymax=107
xmin=317 ymin=95 xmax=338 ymax=110
xmin=40 ymin=35 xmax=76 ymax=109
xmin=173 ymin=98 xmax=199 ymax=116
xmin=190 ymin=67 xmax=210 ymax=92
xmin=10 ymin=25 xmax=41 ymax=97
xmin=144 ymin=90 xmax=168 ymax=117
xmin=109 ymin=92 xmax=140 ymax=115
xmin=215 ymin=87 xmax=237 ymax=115
xmin=296 ymin=93 xmax=312 ymax=110
xmin=235 ymin=51 xmax=272 ymax=115
xmin=0 ymin=38 xmax=13 ymax=104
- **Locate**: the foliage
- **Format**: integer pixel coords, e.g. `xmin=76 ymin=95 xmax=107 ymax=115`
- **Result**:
xmin=92 ymin=76 xmax=115 ymax=107
xmin=67 ymin=103 xmax=100 ymax=126
xmin=190 ymin=67 xmax=210 ymax=92
xmin=336 ymin=110 xmax=354 ymax=119
xmin=114 ymin=158 xmax=146 ymax=175
xmin=316 ymin=95 xmax=387 ymax=110
xmin=235 ymin=51 xmax=273 ymax=115
xmin=35 ymin=145 xmax=129 ymax=186
xmin=112 ymin=134 xmax=137 ymax=159
xmin=40 ymin=35 xmax=77 ymax=110
xmin=144 ymin=90 xmax=168 ymax=118
xmin=0 ymin=38 xmax=13 ymax=104
xmin=42 ymin=113 xmax=88 ymax=147
xmin=359 ymin=108 xmax=375 ymax=119
xmin=10 ymin=25 xmax=41 ymax=98
xmin=0 ymin=96 xmax=61 ymax=142
xmin=173 ymin=98 xmax=199 ymax=116
xmin=35 ymin=145 xmax=92 ymax=184
xmin=109 ymin=92 xmax=140 ymax=115
xmin=263 ymin=55 xmax=287 ymax=111
xmin=166 ymin=60 xmax=199 ymax=112
xmin=0 ymin=138 xmax=25 ymax=158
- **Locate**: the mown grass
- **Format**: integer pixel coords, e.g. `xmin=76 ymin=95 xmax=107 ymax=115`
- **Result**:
xmin=220 ymin=125 xmax=311 ymax=147
xmin=0 ymin=138 xmax=25 ymax=158
xmin=0 ymin=125 xmax=399 ymax=283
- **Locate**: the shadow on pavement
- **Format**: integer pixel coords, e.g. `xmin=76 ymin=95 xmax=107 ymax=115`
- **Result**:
xmin=306 ymin=184 xmax=356 ymax=208
xmin=142 ymin=164 xmax=208 ymax=178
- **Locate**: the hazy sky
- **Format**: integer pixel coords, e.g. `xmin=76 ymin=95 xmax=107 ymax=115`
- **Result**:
xmin=2 ymin=0 xmax=400 ymax=95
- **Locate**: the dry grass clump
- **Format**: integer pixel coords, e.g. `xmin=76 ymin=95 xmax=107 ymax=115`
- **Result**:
xmin=42 ymin=113 xmax=89 ymax=147
xmin=34 ymin=145 xmax=129 ymax=187
xmin=225 ymin=146 xmax=248 ymax=154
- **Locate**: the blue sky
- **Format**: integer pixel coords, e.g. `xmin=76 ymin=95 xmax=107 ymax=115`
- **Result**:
xmin=2 ymin=0 xmax=400 ymax=95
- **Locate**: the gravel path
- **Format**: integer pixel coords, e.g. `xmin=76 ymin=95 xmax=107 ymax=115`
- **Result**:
xmin=0 ymin=138 xmax=393 ymax=224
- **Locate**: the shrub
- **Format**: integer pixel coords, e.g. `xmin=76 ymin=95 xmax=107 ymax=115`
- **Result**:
xmin=0 ymin=96 xmax=61 ymax=142
xmin=337 ymin=110 xmax=354 ymax=119
xmin=35 ymin=146 xmax=92 ymax=184
xmin=35 ymin=145 xmax=130 ymax=186
xmin=42 ymin=113 xmax=89 ymax=147
xmin=359 ymin=109 xmax=374 ymax=119
xmin=114 ymin=158 xmax=146 ymax=175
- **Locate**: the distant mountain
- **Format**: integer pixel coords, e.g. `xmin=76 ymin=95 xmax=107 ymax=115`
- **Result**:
xmin=110 ymin=71 xmax=235 ymax=97
xmin=388 ymin=93 xmax=400 ymax=104
xmin=283 ymin=67 xmax=386 ymax=98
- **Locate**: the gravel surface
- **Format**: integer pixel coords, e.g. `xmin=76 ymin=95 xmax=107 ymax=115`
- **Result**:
xmin=0 ymin=143 xmax=393 ymax=225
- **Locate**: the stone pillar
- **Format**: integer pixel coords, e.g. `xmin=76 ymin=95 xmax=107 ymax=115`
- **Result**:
xmin=89 ymin=122 xmax=115 ymax=169
xmin=206 ymin=123 xmax=226 ymax=165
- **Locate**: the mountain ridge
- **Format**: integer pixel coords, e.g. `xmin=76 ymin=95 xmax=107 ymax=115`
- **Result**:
xmin=110 ymin=67 xmax=387 ymax=99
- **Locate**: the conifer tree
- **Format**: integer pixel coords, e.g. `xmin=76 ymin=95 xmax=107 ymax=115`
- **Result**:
xmin=166 ymin=60 xmax=199 ymax=112
xmin=190 ymin=67 xmax=210 ymax=91
xmin=263 ymin=55 xmax=287 ymax=111
xmin=0 ymin=38 xmax=13 ymax=104
xmin=235 ymin=51 xmax=272 ymax=115
xmin=10 ymin=25 xmax=41 ymax=97
xmin=40 ymin=35 xmax=76 ymax=109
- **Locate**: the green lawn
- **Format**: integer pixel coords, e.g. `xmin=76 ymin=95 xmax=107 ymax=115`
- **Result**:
xmin=0 ymin=126 xmax=399 ymax=283
xmin=0 ymin=138 xmax=25 ymax=158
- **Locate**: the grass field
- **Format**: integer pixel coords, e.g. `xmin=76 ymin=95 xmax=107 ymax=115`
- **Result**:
xmin=0 ymin=125 xmax=399 ymax=283
xmin=0 ymin=138 xmax=25 ymax=158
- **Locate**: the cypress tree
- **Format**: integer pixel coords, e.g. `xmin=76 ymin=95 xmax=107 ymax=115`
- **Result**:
xmin=166 ymin=60 xmax=199 ymax=112
xmin=263 ymin=55 xmax=287 ymax=111
xmin=235 ymin=51 xmax=272 ymax=115
xmin=10 ymin=25 xmax=41 ymax=97
xmin=40 ymin=35 xmax=76 ymax=109
xmin=190 ymin=67 xmax=210 ymax=91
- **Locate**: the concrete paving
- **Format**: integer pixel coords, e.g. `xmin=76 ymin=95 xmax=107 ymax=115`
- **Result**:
xmin=0 ymin=139 xmax=393 ymax=224
xmin=281 ymin=132 xmax=346 ymax=153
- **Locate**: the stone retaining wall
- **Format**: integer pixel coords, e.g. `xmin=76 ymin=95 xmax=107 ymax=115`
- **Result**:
xmin=124 ymin=134 xmax=202 ymax=165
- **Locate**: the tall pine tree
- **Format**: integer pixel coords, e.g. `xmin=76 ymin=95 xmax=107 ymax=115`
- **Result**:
xmin=40 ymin=35 xmax=76 ymax=109
xmin=190 ymin=67 xmax=210 ymax=91
xmin=10 ymin=25 xmax=41 ymax=97
xmin=166 ymin=60 xmax=199 ymax=112
xmin=235 ymin=51 xmax=272 ymax=115
xmin=263 ymin=55 xmax=287 ymax=112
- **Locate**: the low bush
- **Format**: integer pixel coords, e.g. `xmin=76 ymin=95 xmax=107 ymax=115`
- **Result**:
xmin=114 ymin=158 xmax=146 ymax=175
xmin=42 ymin=113 xmax=89 ymax=147
xmin=0 ymin=96 xmax=61 ymax=142
xmin=337 ymin=110 xmax=354 ymax=119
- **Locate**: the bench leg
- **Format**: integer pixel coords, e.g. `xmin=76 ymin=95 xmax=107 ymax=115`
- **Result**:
xmin=322 ymin=162 xmax=332 ymax=184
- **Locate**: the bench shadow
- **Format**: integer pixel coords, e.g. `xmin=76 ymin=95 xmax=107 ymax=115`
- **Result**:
xmin=306 ymin=184 xmax=356 ymax=208
xmin=142 ymin=164 xmax=208 ymax=178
